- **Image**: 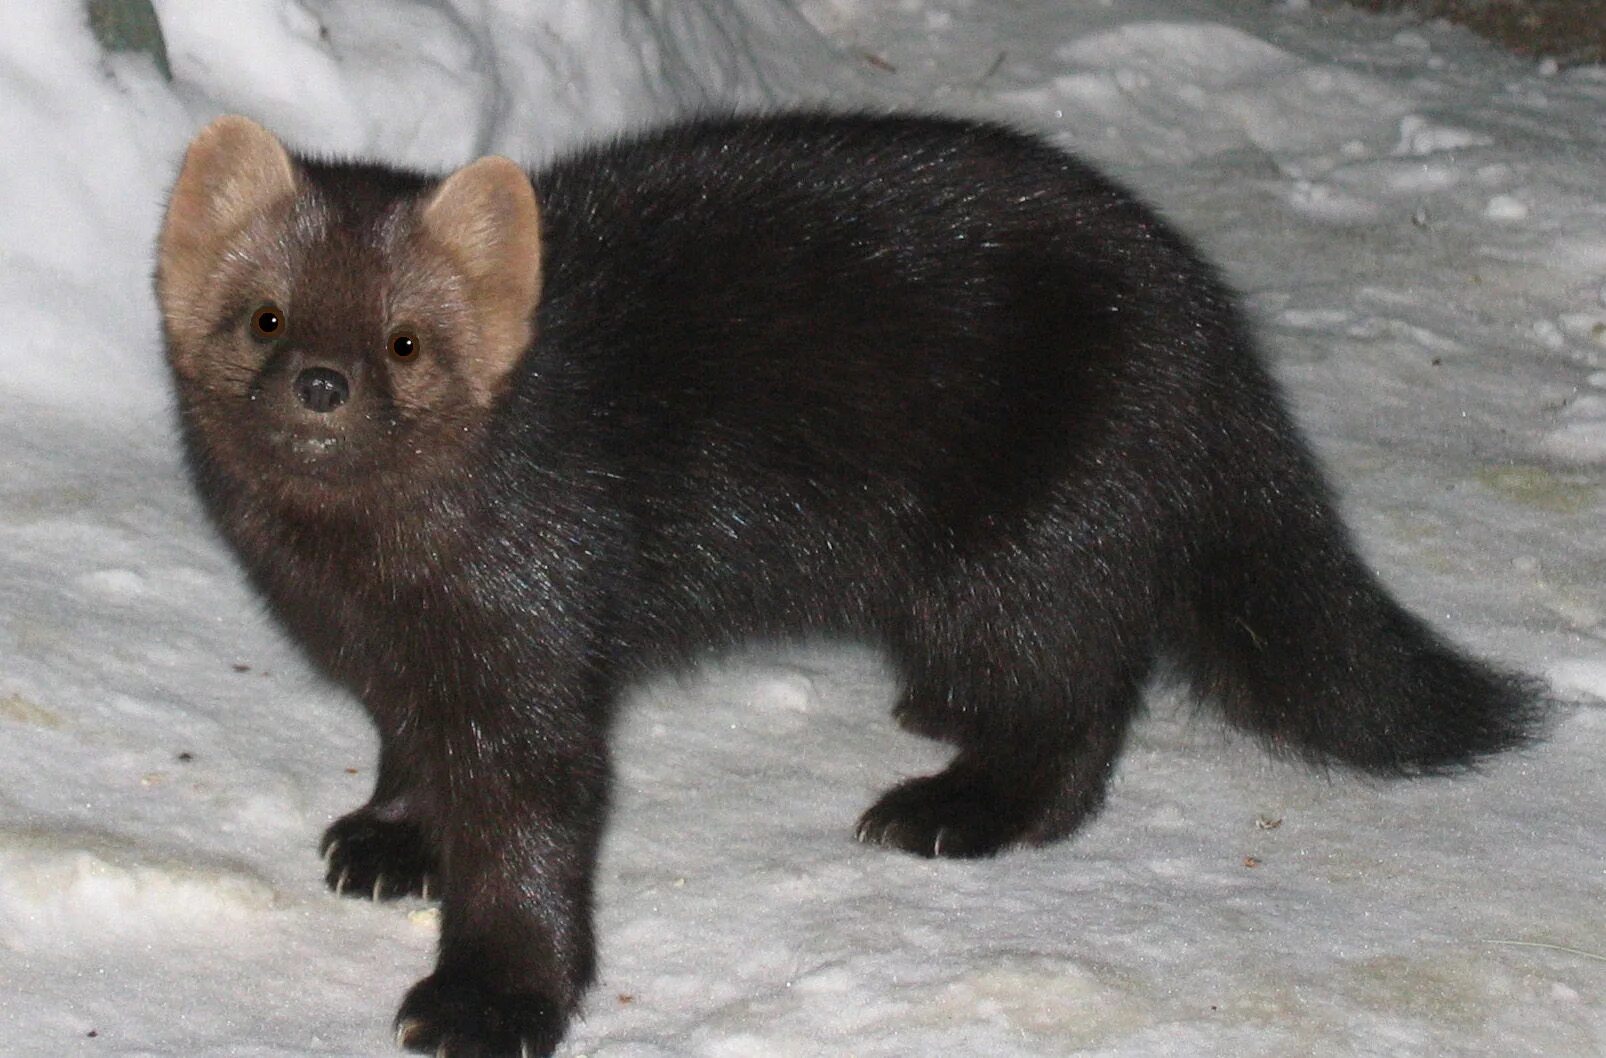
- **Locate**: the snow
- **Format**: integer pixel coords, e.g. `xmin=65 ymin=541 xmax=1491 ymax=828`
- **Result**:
xmin=0 ymin=1 xmax=1601 ymax=1056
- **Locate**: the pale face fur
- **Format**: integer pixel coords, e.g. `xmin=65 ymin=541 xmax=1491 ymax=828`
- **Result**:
xmin=156 ymin=117 xmax=542 ymax=513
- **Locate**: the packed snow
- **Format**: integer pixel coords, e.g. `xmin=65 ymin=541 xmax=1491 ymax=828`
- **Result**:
xmin=0 ymin=1 xmax=1601 ymax=1055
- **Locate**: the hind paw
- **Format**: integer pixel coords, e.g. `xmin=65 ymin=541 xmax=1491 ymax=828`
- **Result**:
xmin=856 ymin=771 xmax=1029 ymax=859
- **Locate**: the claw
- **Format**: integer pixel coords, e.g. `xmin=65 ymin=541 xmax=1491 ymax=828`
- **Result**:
xmin=373 ymin=873 xmax=385 ymax=901
xmin=323 ymin=838 xmax=340 ymax=866
xmin=420 ymin=876 xmax=432 ymax=901
xmin=335 ymin=866 xmax=350 ymax=896
xmin=396 ymin=1018 xmax=421 ymax=1048
xmin=933 ymin=827 xmax=947 ymax=857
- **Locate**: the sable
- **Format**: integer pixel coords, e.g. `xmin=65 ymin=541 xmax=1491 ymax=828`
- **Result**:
xmin=156 ymin=111 xmax=1545 ymax=1057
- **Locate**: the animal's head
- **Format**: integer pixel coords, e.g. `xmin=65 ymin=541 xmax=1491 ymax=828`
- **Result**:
xmin=155 ymin=116 xmax=542 ymax=508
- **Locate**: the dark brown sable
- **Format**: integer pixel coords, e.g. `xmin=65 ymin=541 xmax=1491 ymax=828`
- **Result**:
xmin=156 ymin=112 xmax=1544 ymax=1057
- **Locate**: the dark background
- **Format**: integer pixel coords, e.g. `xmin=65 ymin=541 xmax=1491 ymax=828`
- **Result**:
xmin=1343 ymin=0 xmax=1606 ymax=65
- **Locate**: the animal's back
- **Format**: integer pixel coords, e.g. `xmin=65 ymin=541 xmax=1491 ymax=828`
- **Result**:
xmin=516 ymin=115 xmax=1248 ymax=645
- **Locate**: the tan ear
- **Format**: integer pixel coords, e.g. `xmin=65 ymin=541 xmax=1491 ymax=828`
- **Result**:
xmin=420 ymin=156 xmax=542 ymax=403
xmin=157 ymin=116 xmax=297 ymax=340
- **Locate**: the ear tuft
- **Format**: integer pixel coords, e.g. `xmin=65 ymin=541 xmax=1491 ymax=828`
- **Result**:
xmin=420 ymin=156 xmax=543 ymax=404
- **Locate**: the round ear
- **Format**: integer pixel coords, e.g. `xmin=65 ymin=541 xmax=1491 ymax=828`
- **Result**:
xmin=157 ymin=116 xmax=298 ymax=350
xmin=420 ymin=156 xmax=543 ymax=405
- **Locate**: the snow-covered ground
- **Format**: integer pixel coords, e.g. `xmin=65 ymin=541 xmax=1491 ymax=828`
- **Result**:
xmin=1 ymin=1 xmax=1602 ymax=1055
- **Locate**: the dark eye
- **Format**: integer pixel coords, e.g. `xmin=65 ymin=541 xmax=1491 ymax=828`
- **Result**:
xmin=249 ymin=303 xmax=284 ymax=340
xmin=389 ymin=329 xmax=420 ymax=360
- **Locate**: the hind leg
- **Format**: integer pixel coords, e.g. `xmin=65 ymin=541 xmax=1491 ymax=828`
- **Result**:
xmin=861 ymin=630 xmax=1145 ymax=859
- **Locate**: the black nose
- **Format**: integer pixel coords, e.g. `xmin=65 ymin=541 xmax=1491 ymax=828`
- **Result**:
xmin=293 ymin=367 xmax=350 ymax=413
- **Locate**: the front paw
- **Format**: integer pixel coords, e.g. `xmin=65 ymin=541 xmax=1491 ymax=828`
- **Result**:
xmin=320 ymin=809 xmax=439 ymax=901
xmin=395 ymin=970 xmax=569 ymax=1058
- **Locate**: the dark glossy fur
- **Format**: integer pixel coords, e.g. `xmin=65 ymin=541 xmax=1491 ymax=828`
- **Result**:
xmin=161 ymin=113 xmax=1542 ymax=1056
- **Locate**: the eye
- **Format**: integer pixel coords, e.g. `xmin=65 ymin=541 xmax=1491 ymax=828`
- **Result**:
xmin=389 ymin=329 xmax=420 ymax=360
xmin=249 ymin=303 xmax=284 ymax=340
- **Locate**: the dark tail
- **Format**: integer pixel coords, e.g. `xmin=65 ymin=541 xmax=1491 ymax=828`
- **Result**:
xmin=1175 ymin=443 xmax=1547 ymax=775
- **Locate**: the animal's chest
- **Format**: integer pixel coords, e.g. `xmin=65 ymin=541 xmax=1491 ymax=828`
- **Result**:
xmin=248 ymin=523 xmax=496 ymax=705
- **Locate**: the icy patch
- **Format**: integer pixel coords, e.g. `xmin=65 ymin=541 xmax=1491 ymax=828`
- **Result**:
xmin=74 ymin=568 xmax=147 ymax=599
xmin=1549 ymin=658 xmax=1606 ymax=701
xmin=1541 ymin=394 xmax=1606 ymax=465
xmin=1541 ymin=237 xmax=1606 ymax=276
xmin=1559 ymin=314 xmax=1606 ymax=349
xmin=753 ymin=670 xmax=819 ymax=713
xmin=1277 ymin=307 xmax=1354 ymax=330
xmin=1485 ymin=194 xmax=1530 ymax=221
xmin=1286 ymin=179 xmax=1384 ymax=222
xmin=667 ymin=655 xmax=824 ymax=719
xmin=0 ymin=827 xmax=278 ymax=950
xmin=1392 ymin=114 xmax=1493 ymax=157
xmin=1056 ymin=22 xmax=1299 ymax=91
xmin=1027 ymin=22 xmax=1405 ymax=164
xmin=915 ymin=955 xmax=1153 ymax=1043
xmin=1543 ymin=421 xmax=1606 ymax=464
xmin=1533 ymin=320 xmax=1569 ymax=351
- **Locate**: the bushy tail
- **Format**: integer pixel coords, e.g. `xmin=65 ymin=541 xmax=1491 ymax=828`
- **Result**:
xmin=1177 ymin=490 xmax=1546 ymax=775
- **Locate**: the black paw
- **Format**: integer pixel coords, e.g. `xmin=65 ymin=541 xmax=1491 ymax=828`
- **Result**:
xmin=856 ymin=769 xmax=1031 ymax=859
xmin=395 ymin=970 xmax=569 ymax=1058
xmin=320 ymin=808 xmax=439 ymax=901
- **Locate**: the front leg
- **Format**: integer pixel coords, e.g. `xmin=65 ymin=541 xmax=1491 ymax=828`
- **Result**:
xmin=322 ymin=729 xmax=441 ymax=901
xmin=394 ymin=700 xmax=610 ymax=1058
